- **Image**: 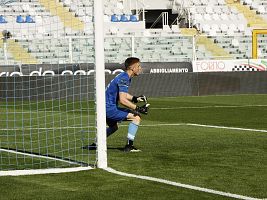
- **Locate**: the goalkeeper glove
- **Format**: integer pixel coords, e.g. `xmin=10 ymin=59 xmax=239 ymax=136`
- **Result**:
xmin=132 ymin=95 xmax=147 ymax=103
xmin=135 ymin=104 xmax=150 ymax=115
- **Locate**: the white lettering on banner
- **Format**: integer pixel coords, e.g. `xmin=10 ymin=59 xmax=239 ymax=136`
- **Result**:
xmin=42 ymin=70 xmax=55 ymax=76
xmin=0 ymin=68 xmax=124 ymax=77
xmin=29 ymin=67 xmax=42 ymax=76
xmin=150 ymin=68 xmax=188 ymax=73
xmin=10 ymin=72 xmax=23 ymax=76
xmin=196 ymin=61 xmax=225 ymax=72
xmin=74 ymin=70 xmax=86 ymax=75
xmin=61 ymin=70 xmax=73 ymax=75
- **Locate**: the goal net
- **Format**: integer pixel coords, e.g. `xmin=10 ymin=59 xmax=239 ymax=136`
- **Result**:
xmin=0 ymin=0 xmax=106 ymax=174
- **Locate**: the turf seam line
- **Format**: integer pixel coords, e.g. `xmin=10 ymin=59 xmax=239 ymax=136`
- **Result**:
xmin=105 ymin=167 xmax=263 ymax=200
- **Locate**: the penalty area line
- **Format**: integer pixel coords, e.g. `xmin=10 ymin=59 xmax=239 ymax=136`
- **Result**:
xmin=186 ymin=123 xmax=267 ymax=133
xmin=105 ymin=168 xmax=263 ymax=200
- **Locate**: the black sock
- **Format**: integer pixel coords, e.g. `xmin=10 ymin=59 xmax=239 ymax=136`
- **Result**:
xmin=127 ymin=140 xmax=133 ymax=146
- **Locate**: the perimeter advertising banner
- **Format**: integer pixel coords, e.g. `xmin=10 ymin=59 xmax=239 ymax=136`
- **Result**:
xmin=0 ymin=62 xmax=193 ymax=76
xmin=193 ymin=59 xmax=267 ymax=72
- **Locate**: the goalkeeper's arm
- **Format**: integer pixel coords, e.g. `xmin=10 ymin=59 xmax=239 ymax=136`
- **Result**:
xmin=119 ymin=92 xmax=138 ymax=110
xmin=119 ymin=92 xmax=149 ymax=115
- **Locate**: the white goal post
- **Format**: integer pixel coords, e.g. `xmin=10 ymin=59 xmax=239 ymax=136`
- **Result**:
xmin=94 ymin=0 xmax=108 ymax=169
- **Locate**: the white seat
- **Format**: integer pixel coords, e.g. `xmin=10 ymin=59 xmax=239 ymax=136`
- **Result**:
xmin=213 ymin=6 xmax=222 ymax=13
xmin=229 ymin=13 xmax=237 ymax=20
xmin=237 ymin=24 xmax=245 ymax=32
xmin=201 ymin=0 xmax=208 ymax=5
xmin=258 ymin=5 xmax=266 ymax=14
xmin=22 ymin=4 xmax=30 ymax=12
xmin=116 ymin=2 xmax=124 ymax=9
xmin=195 ymin=13 xmax=203 ymax=21
xmin=109 ymin=26 xmax=118 ymax=35
xmin=244 ymin=29 xmax=252 ymax=36
xmin=221 ymin=6 xmax=230 ymax=13
xmin=82 ymin=16 xmax=91 ymax=23
xmin=103 ymin=15 xmax=110 ymax=22
xmin=231 ymin=39 xmax=239 ymax=47
xmin=244 ymin=0 xmax=252 ymax=5
xmin=229 ymin=7 xmax=238 ymax=14
xmin=229 ymin=23 xmax=237 ymax=32
xmin=203 ymin=13 xmax=212 ymax=20
xmin=202 ymin=24 xmax=210 ymax=33
xmin=220 ymin=24 xmax=228 ymax=32
xmin=205 ymin=6 xmax=213 ymax=14
xmin=212 ymin=13 xmax=220 ymax=20
xmin=63 ymin=0 xmax=71 ymax=6
xmin=221 ymin=13 xmax=229 ymax=20
xmin=211 ymin=24 xmax=219 ymax=32
xmin=217 ymin=0 xmax=225 ymax=5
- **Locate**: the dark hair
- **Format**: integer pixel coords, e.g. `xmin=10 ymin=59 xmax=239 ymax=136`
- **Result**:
xmin=124 ymin=57 xmax=140 ymax=70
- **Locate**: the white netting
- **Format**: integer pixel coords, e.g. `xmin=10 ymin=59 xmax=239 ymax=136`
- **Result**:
xmin=0 ymin=0 xmax=99 ymax=172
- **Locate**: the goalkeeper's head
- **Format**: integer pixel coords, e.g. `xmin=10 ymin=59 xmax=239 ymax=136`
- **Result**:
xmin=125 ymin=57 xmax=142 ymax=76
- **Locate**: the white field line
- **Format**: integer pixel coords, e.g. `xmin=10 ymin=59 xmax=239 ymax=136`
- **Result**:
xmin=2 ymin=123 xmax=266 ymax=133
xmin=105 ymin=168 xmax=264 ymax=200
xmin=150 ymin=105 xmax=267 ymax=110
xmin=0 ymin=148 xmax=93 ymax=176
xmin=133 ymin=123 xmax=267 ymax=133
xmin=0 ymin=166 xmax=92 ymax=176
xmin=186 ymin=123 xmax=267 ymax=133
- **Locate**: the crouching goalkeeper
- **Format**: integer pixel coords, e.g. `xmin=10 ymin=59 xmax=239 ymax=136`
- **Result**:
xmin=84 ymin=57 xmax=149 ymax=152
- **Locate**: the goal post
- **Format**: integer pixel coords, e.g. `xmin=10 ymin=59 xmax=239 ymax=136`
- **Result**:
xmin=94 ymin=0 xmax=107 ymax=169
xmin=252 ymin=29 xmax=267 ymax=59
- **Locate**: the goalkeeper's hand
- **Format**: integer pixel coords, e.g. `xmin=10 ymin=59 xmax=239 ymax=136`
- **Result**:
xmin=132 ymin=95 xmax=147 ymax=103
xmin=135 ymin=104 xmax=150 ymax=115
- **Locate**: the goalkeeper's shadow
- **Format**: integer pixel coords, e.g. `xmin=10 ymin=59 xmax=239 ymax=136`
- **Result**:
xmin=107 ymin=146 xmax=125 ymax=152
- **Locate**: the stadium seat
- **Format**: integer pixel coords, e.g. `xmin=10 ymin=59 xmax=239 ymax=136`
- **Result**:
xmin=130 ymin=15 xmax=138 ymax=22
xmin=202 ymin=24 xmax=211 ymax=33
xmin=25 ymin=15 xmax=35 ymax=23
xmin=120 ymin=14 xmax=129 ymax=22
xmin=205 ymin=6 xmax=213 ymax=14
xmin=231 ymin=39 xmax=239 ymax=47
xmin=258 ymin=5 xmax=266 ymax=14
xmin=111 ymin=14 xmax=119 ymax=22
xmin=0 ymin=15 xmax=7 ymax=23
xmin=16 ymin=15 xmax=25 ymax=23
xmin=237 ymin=24 xmax=245 ymax=32
xmin=211 ymin=24 xmax=219 ymax=33
xmin=212 ymin=13 xmax=220 ymax=20
xmin=220 ymin=24 xmax=228 ymax=32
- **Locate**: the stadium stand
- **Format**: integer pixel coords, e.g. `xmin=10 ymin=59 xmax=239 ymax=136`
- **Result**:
xmin=0 ymin=0 xmax=267 ymax=64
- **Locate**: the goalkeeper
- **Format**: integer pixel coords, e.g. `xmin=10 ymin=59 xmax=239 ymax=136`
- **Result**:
xmin=84 ymin=57 xmax=149 ymax=152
